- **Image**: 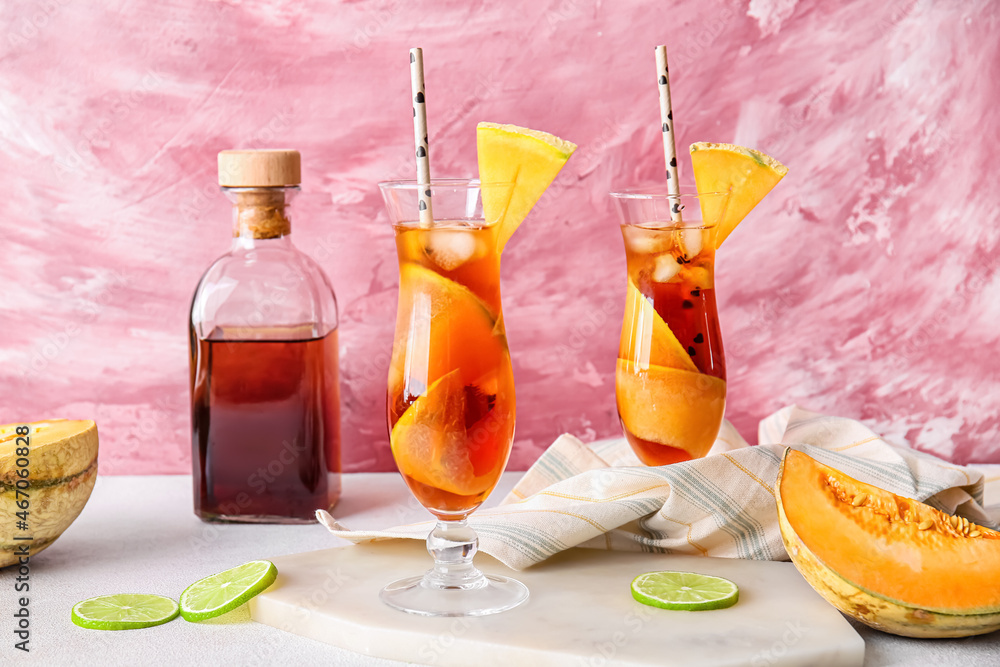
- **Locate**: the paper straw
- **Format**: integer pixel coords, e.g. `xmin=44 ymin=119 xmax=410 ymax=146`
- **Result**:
xmin=655 ymin=45 xmax=682 ymax=222
xmin=409 ymin=47 xmax=433 ymax=226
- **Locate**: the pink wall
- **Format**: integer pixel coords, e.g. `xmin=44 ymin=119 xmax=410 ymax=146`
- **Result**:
xmin=2 ymin=0 xmax=998 ymax=475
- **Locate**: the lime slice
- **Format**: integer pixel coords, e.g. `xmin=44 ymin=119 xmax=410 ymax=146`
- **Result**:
xmin=631 ymin=571 xmax=739 ymax=611
xmin=71 ymin=594 xmax=179 ymax=630
xmin=179 ymin=560 xmax=278 ymax=622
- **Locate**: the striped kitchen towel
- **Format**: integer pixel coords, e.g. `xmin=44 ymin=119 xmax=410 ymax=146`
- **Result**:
xmin=317 ymin=405 xmax=1000 ymax=571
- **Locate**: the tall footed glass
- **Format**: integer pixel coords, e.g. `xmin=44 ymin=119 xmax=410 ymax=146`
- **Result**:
xmin=611 ymin=191 xmax=730 ymax=466
xmin=378 ymin=179 xmax=527 ymax=616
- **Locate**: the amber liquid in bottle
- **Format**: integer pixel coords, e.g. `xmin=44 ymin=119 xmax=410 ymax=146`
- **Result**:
xmin=191 ymin=327 xmax=340 ymax=522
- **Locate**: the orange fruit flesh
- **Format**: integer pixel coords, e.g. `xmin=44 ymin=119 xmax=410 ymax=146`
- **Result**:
xmin=387 ymin=254 xmax=503 ymax=413
xmin=615 ymin=360 xmax=726 ymax=463
xmin=780 ymin=450 xmax=1000 ymax=614
xmin=390 ymin=369 xmax=513 ymax=506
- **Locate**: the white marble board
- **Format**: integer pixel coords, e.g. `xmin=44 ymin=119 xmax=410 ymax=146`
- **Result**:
xmin=249 ymin=541 xmax=864 ymax=666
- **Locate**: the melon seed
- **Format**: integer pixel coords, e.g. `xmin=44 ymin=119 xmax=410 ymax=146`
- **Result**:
xmin=949 ymin=515 xmax=960 ymax=528
xmin=918 ymin=519 xmax=934 ymax=530
xmin=852 ymin=494 xmax=867 ymax=507
xmin=970 ymin=530 xmax=982 ymax=538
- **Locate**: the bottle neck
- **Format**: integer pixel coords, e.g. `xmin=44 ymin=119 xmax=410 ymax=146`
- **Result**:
xmin=224 ymin=186 xmax=298 ymax=243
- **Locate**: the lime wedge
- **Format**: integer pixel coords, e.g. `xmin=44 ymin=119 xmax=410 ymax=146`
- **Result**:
xmin=179 ymin=560 xmax=278 ymax=622
xmin=71 ymin=594 xmax=179 ymax=630
xmin=631 ymin=571 xmax=739 ymax=611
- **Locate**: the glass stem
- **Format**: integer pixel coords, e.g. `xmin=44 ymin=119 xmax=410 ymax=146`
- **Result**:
xmin=424 ymin=519 xmax=488 ymax=590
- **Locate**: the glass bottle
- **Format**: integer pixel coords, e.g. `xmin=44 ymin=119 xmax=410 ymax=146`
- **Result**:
xmin=189 ymin=149 xmax=340 ymax=523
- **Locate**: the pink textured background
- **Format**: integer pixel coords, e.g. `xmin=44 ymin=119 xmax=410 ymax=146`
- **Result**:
xmin=2 ymin=0 xmax=999 ymax=475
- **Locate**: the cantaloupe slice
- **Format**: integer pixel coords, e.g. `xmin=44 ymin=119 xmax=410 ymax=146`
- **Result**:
xmin=390 ymin=371 xmax=496 ymax=497
xmin=777 ymin=449 xmax=1000 ymax=638
xmin=0 ymin=420 xmax=98 ymax=567
xmin=477 ymin=122 xmax=577 ymax=251
xmin=690 ymin=142 xmax=787 ymax=247
xmin=615 ymin=360 xmax=726 ymax=460
xmin=620 ymin=281 xmax=697 ymax=372
xmin=388 ymin=263 xmax=504 ymax=402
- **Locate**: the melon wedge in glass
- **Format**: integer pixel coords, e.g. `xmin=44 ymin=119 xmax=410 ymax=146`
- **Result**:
xmin=616 ymin=359 xmax=727 ymax=464
xmin=621 ymin=280 xmax=698 ymax=373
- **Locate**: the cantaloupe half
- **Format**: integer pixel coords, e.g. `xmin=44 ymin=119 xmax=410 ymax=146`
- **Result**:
xmin=1 ymin=420 xmax=98 ymax=567
xmin=690 ymin=142 xmax=787 ymax=247
xmin=776 ymin=448 xmax=1000 ymax=638
xmin=477 ymin=122 xmax=577 ymax=252
xmin=615 ymin=360 xmax=726 ymax=460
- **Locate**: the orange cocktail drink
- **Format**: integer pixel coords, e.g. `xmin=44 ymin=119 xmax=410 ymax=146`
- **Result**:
xmin=612 ymin=191 xmax=730 ymax=466
xmin=377 ymin=120 xmax=574 ymax=617
xmin=379 ymin=179 xmax=529 ymax=616
xmin=387 ymin=210 xmax=515 ymax=519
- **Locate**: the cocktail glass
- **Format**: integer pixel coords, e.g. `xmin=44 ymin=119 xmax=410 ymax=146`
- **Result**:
xmin=610 ymin=190 xmax=731 ymax=466
xmin=378 ymin=178 xmax=528 ymax=616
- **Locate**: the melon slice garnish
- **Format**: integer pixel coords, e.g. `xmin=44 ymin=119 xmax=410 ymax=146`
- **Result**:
xmin=390 ymin=369 xmax=494 ymax=497
xmin=689 ymin=142 xmax=788 ymax=247
xmin=620 ymin=281 xmax=698 ymax=372
xmin=616 ymin=360 xmax=726 ymax=460
xmin=477 ymin=122 xmax=577 ymax=252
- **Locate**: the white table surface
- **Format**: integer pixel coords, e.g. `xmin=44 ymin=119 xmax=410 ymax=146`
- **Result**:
xmin=3 ymin=473 xmax=999 ymax=666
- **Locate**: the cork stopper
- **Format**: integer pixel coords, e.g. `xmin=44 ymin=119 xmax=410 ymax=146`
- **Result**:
xmin=218 ymin=149 xmax=301 ymax=187
xmin=218 ymin=150 xmax=300 ymax=239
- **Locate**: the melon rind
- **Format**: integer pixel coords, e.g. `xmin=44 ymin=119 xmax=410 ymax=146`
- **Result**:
xmin=0 ymin=419 xmax=97 ymax=481
xmin=775 ymin=448 xmax=1000 ymax=638
xmin=0 ymin=420 xmax=99 ymax=568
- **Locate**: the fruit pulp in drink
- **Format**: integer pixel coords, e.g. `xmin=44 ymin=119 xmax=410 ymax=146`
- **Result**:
xmin=388 ymin=221 xmax=515 ymax=519
xmin=616 ymin=223 xmax=727 ymax=465
xmin=191 ymin=327 xmax=341 ymax=522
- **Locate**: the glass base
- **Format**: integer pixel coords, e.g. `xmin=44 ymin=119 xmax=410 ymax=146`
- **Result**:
xmin=381 ymin=571 xmax=528 ymax=617
xmin=380 ymin=519 xmax=529 ymax=617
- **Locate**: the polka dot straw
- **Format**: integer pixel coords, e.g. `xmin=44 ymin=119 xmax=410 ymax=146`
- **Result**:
xmin=409 ymin=47 xmax=433 ymax=226
xmin=655 ymin=45 xmax=683 ymax=222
